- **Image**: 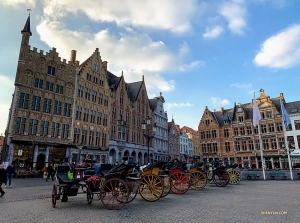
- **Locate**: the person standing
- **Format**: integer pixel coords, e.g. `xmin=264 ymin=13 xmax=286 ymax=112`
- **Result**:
xmin=46 ymin=163 xmax=54 ymax=181
xmin=0 ymin=163 xmax=7 ymax=197
xmin=5 ymin=163 xmax=15 ymax=188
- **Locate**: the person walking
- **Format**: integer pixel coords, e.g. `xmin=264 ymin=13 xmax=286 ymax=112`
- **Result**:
xmin=46 ymin=163 xmax=55 ymax=181
xmin=0 ymin=163 xmax=7 ymax=197
xmin=5 ymin=163 xmax=15 ymax=188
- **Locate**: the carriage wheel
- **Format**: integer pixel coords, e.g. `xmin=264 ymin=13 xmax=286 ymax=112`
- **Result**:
xmin=52 ymin=184 xmax=57 ymax=208
xmin=170 ymin=171 xmax=190 ymax=194
xmin=101 ymin=178 xmax=129 ymax=210
xmin=161 ymin=177 xmax=171 ymax=198
xmin=190 ymin=171 xmax=207 ymax=190
xmin=87 ymin=190 xmax=94 ymax=205
xmin=213 ymin=169 xmax=230 ymax=187
xmin=139 ymin=174 xmax=163 ymax=202
xmin=227 ymin=170 xmax=241 ymax=185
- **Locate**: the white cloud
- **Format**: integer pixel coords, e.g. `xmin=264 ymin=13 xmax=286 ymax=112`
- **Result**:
xmin=253 ymin=24 xmax=300 ymax=69
xmin=165 ymin=102 xmax=193 ymax=109
xmin=1 ymin=0 xmax=35 ymax=7
xmin=203 ymin=26 xmax=224 ymax=39
xmin=230 ymin=83 xmax=252 ymax=88
xmin=36 ymin=19 xmax=187 ymax=92
xmin=219 ymin=0 xmax=247 ymax=35
xmin=42 ymin=0 xmax=200 ymax=34
xmin=210 ymin=97 xmax=230 ymax=107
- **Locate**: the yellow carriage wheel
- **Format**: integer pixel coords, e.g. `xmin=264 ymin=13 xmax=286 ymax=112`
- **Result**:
xmin=190 ymin=171 xmax=207 ymax=190
xmin=139 ymin=174 xmax=163 ymax=202
xmin=227 ymin=169 xmax=241 ymax=185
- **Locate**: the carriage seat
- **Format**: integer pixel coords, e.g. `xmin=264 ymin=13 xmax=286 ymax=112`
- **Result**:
xmin=57 ymin=173 xmax=75 ymax=184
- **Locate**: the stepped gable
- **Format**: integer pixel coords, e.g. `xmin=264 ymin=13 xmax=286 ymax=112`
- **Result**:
xmin=79 ymin=48 xmax=101 ymax=72
xmin=126 ymin=81 xmax=143 ymax=102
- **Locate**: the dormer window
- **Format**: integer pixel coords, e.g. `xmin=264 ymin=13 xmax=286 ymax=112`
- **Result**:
xmin=238 ymin=116 xmax=244 ymax=122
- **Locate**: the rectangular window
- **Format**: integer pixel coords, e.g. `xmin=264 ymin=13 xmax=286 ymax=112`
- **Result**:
xmin=61 ymin=124 xmax=69 ymax=139
xmin=74 ymin=128 xmax=80 ymax=143
xmin=102 ymin=133 xmax=107 ymax=147
xmin=202 ymin=143 xmax=206 ymax=153
xmin=47 ymin=66 xmax=55 ymax=75
xmin=40 ymin=121 xmax=49 ymax=136
xmin=225 ymin=142 xmax=230 ymax=152
xmin=206 ymin=131 xmax=211 ymax=139
xmin=94 ymin=64 xmax=99 ymax=72
xmin=238 ymin=116 xmax=244 ymax=122
xmin=205 ymin=119 xmax=210 ymax=126
xmin=224 ymin=129 xmax=229 ymax=138
xmin=295 ymin=120 xmax=300 ymax=130
xmin=76 ymin=106 xmax=82 ymax=120
xmin=247 ymin=126 xmax=252 ymax=135
xmin=112 ymin=107 xmax=116 ymax=120
xmin=234 ymin=128 xmax=238 ymax=136
xmin=255 ymin=139 xmax=260 ymax=150
xmin=81 ymin=130 xmax=87 ymax=144
xmin=279 ymin=137 xmax=284 ymax=148
xmin=104 ymin=95 xmax=109 ymax=106
xmin=90 ymin=110 xmax=95 ymax=123
xmin=96 ymin=132 xmax=101 ymax=146
xmin=85 ymin=88 xmax=91 ymax=100
xmin=51 ymin=122 xmax=60 ymax=137
xmin=92 ymin=90 xmax=97 ymax=103
xmin=110 ymin=126 xmax=115 ymax=139
xmin=267 ymin=111 xmax=272 ymax=118
xmin=28 ymin=119 xmax=38 ymax=135
xmin=31 ymin=95 xmax=41 ymax=111
xmin=45 ymin=81 xmax=53 ymax=91
xmin=212 ymin=130 xmax=217 ymax=138
xmin=276 ymin=123 xmax=283 ymax=132
xmin=83 ymin=108 xmax=89 ymax=122
xmin=268 ymin=123 xmax=275 ymax=132
xmin=254 ymin=126 xmax=258 ymax=134
xmin=249 ymin=140 xmax=254 ymax=151
xmin=63 ymin=103 xmax=71 ymax=117
xmin=89 ymin=131 xmax=94 ymax=145
xmin=263 ymin=139 xmax=268 ymax=150
xmin=235 ymin=141 xmax=240 ymax=151
xmin=19 ymin=93 xmax=29 ymax=109
xmin=55 ymin=84 xmax=63 ymax=94
xmin=240 ymin=127 xmax=245 ymax=135
xmin=98 ymin=93 xmax=103 ymax=104
xmin=97 ymin=112 xmax=102 ymax=125
xmin=271 ymin=138 xmax=277 ymax=149
xmin=261 ymin=124 xmax=267 ymax=133
xmin=242 ymin=141 xmax=247 ymax=151
xmin=207 ymin=143 xmax=212 ymax=153
xmin=103 ymin=114 xmax=108 ymax=126
xmin=53 ymin=100 xmax=62 ymax=115
xmin=213 ymin=143 xmax=217 ymax=152
xmin=77 ymin=85 xmax=83 ymax=97
xmin=15 ymin=117 xmax=26 ymax=134
xmin=42 ymin=98 xmax=52 ymax=113
xmin=34 ymin=78 xmax=43 ymax=89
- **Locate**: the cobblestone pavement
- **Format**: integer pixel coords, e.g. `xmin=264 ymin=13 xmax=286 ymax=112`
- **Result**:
xmin=0 ymin=178 xmax=300 ymax=223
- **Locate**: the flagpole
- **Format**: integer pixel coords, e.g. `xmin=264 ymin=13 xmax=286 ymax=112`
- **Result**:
xmin=280 ymin=98 xmax=293 ymax=180
xmin=257 ymin=122 xmax=266 ymax=180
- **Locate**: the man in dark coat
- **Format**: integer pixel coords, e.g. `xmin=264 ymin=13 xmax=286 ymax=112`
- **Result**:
xmin=0 ymin=163 xmax=7 ymax=197
xmin=5 ymin=163 xmax=15 ymax=187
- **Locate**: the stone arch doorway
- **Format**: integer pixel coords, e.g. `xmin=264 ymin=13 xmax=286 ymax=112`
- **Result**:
xmin=36 ymin=154 xmax=45 ymax=170
xmin=109 ymin=149 xmax=117 ymax=164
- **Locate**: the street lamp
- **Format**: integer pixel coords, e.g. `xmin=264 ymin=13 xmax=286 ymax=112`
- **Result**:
xmin=141 ymin=116 xmax=156 ymax=164
xmin=77 ymin=145 xmax=83 ymax=164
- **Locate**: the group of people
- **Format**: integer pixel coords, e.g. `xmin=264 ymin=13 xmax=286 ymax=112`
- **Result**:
xmin=0 ymin=163 xmax=15 ymax=197
xmin=43 ymin=163 xmax=56 ymax=181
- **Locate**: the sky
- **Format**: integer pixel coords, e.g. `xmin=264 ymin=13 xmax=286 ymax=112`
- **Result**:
xmin=1 ymin=0 xmax=300 ymax=135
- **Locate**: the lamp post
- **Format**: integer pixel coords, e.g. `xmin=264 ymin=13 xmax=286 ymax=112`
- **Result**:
xmin=142 ymin=116 xmax=156 ymax=164
xmin=77 ymin=145 xmax=83 ymax=164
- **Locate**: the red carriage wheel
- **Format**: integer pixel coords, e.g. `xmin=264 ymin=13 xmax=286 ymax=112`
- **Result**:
xmin=170 ymin=171 xmax=190 ymax=194
xmin=101 ymin=178 xmax=129 ymax=210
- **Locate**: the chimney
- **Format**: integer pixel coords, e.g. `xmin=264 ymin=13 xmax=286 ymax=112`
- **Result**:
xmin=70 ymin=50 xmax=76 ymax=63
xmin=221 ymin=107 xmax=224 ymax=115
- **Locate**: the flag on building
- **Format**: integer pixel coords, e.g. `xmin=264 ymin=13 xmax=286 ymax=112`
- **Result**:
xmin=280 ymin=98 xmax=291 ymax=130
xmin=253 ymin=97 xmax=261 ymax=127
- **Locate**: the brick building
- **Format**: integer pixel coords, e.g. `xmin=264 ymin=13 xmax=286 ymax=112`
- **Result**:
xmin=168 ymin=118 xmax=180 ymax=159
xmin=4 ymin=15 xmax=78 ymax=170
xmin=199 ymin=89 xmax=295 ymax=170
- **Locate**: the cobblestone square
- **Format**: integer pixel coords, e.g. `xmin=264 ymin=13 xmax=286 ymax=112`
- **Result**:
xmin=0 ymin=178 xmax=299 ymax=223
